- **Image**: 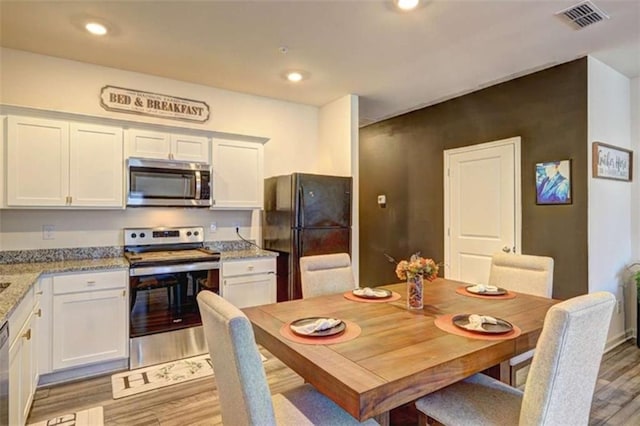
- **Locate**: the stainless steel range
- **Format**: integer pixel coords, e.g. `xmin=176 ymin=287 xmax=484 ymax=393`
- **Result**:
xmin=124 ymin=226 xmax=220 ymax=369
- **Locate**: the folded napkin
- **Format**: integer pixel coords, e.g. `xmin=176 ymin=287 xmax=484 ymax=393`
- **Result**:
xmin=353 ymin=287 xmax=388 ymax=298
xmin=290 ymin=318 xmax=342 ymax=335
xmin=467 ymin=284 xmax=499 ymax=293
xmin=465 ymin=314 xmax=498 ymax=331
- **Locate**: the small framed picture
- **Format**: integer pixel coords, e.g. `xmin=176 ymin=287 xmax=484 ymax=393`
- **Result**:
xmin=536 ymin=160 xmax=572 ymax=205
xmin=592 ymin=142 xmax=633 ymax=181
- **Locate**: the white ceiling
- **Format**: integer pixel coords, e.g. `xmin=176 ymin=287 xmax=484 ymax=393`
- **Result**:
xmin=1 ymin=0 xmax=639 ymax=126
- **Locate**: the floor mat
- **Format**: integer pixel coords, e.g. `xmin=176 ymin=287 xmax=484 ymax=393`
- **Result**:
xmin=28 ymin=406 xmax=103 ymax=426
xmin=111 ymin=353 xmax=266 ymax=399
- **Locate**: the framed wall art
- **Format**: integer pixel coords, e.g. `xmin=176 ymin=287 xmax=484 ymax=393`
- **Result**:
xmin=592 ymin=142 xmax=632 ymax=182
xmin=536 ymin=159 xmax=572 ymax=205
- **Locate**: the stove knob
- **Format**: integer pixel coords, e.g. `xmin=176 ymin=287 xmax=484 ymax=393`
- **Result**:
xmin=140 ymin=232 xmax=146 ymax=238
xmin=187 ymin=231 xmax=192 ymax=236
xmin=194 ymin=231 xmax=199 ymax=236
xmin=130 ymin=233 xmax=137 ymax=239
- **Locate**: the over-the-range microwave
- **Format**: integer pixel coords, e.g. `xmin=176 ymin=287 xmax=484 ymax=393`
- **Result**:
xmin=126 ymin=158 xmax=211 ymax=207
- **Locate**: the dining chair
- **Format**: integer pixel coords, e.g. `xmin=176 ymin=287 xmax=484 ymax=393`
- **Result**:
xmin=488 ymin=252 xmax=554 ymax=385
xmin=299 ymin=253 xmax=356 ymax=298
xmin=196 ymin=290 xmax=378 ymax=425
xmin=415 ymin=291 xmax=615 ymax=426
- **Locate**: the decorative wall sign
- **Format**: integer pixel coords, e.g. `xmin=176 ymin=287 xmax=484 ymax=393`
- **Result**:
xmin=536 ymin=159 xmax=572 ymax=205
xmin=592 ymin=142 xmax=632 ymax=181
xmin=100 ymin=86 xmax=210 ymax=123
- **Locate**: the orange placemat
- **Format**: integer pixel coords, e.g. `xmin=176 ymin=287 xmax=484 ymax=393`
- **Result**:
xmin=455 ymin=286 xmax=517 ymax=300
xmin=343 ymin=291 xmax=402 ymax=303
xmin=279 ymin=320 xmax=362 ymax=345
xmin=434 ymin=314 xmax=522 ymax=341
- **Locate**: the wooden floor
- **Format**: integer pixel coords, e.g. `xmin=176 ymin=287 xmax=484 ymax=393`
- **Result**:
xmin=28 ymin=340 xmax=640 ymax=426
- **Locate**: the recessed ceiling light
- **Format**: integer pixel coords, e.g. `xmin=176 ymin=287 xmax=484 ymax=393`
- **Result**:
xmin=85 ymin=22 xmax=108 ymax=36
xmin=282 ymin=70 xmax=310 ymax=83
xmin=395 ymin=0 xmax=420 ymax=11
xmin=287 ymin=72 xmax=303 ymax=82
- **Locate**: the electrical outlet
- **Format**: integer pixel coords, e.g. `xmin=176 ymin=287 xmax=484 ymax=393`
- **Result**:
xmin=42 ymin=225 xmax=55 ymax=240
xmin=209 ymin=222 xmax=217 ymax=233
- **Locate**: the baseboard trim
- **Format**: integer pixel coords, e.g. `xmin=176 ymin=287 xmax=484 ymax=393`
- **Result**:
xmin=604 ymin=330 xmax=632 ymax=353
xmin=38 ymin=358 xmax=129 ymax=387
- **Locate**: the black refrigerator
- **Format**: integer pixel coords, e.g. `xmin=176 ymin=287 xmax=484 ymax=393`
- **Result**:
xmin=264 ymin=173 xmax=352 ymax=301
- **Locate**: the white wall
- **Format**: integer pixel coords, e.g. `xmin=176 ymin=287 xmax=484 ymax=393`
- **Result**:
xmin=587 ymin=57 xmax=632 ymax=347
xmin=318 ymin=95 xmax=359 ymax=280
xmin=629 ymin=76 xmax=640 ymax=338
xmin=318 ymin=95 xmax=356 ymax=176
xmin=0 ymin=48 xmax=323 ymax=250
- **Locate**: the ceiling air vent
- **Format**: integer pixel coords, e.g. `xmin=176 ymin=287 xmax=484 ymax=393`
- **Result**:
xmin=556 ymin=1 xmax=609 ymax=29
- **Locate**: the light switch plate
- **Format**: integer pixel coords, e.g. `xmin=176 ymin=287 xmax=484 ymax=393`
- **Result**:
xmin=377 ymin=195 xmax=386 ymax=205
xmin=42 ymin=224 xmax=55 ymax=240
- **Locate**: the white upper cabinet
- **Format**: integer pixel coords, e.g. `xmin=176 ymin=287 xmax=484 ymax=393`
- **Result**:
xmin=70 ymin=123 xmax=123 ymax=207
xmin=171 ymin=133 xmax=210 ymax=162
xmin=212 ymin=138 xmax=264 ymax=209
xmin=7 ymin=116 xmax=70 ymax=206
xmin=127 ymin=128 xmax=209 ymax=162
xmin=0 ymin=116 xmax=6 ymax=207
xmin=6 ymin=116 xmax=123 ymax=208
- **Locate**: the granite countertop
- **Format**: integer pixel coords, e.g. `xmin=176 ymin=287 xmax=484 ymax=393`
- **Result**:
xmin=220 ymin=248 xmax=278 ymax=260
xmin=0 ymin=248 xmax=277 ymax=328
xmin=0 ymin=257 xmax=129 ymax=326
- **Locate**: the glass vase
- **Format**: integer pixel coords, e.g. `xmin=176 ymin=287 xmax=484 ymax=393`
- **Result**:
xmin=407 ymin=274 xmax=424 ymax=310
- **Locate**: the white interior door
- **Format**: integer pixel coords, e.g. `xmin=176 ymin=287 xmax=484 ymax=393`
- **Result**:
xmin=444 ymin=137 xmax=521 ymax=284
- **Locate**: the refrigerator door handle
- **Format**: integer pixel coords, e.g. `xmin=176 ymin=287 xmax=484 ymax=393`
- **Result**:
xmin=297 ymin=229 xmax=304 ymax=257
xmin=298 ymin=186 xmax=305 ymax=228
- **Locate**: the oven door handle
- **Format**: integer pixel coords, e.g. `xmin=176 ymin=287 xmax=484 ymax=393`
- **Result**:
xmin=129 ymin=261 xmax=220 ymax=276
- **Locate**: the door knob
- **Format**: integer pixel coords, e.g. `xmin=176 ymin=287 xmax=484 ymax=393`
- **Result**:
xmin=502 ymin=246 xmax=511 ymax=253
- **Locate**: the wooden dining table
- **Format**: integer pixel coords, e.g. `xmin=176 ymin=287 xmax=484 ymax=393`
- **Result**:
xmin=242 ymin=278 xmax=559 ymax=424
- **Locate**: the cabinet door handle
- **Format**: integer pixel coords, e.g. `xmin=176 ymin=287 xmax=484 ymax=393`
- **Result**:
xmin=23 ymin=329 xmax=31 ymax=340
xmin=122 ymin=290 xmax=126 ymax=297
xmin=35 ymin=308 xmax=42 ymax=317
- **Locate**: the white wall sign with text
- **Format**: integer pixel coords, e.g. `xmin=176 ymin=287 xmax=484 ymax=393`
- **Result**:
xmin=100 ymin=86 xmax=210 ymax=123
xmin=592 ymin=142 xmax=633 ymax=182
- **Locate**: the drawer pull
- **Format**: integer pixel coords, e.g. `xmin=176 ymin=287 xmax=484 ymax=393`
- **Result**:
xmin=23 ymin=329 xmax=31 ymax=340
xmin=36 ymin=291 xmax=43 ymax=295
xmin=247 ymin=266 xmax=254 ymax=271
xmin=86 ymin=280 xmax=96 ymax=286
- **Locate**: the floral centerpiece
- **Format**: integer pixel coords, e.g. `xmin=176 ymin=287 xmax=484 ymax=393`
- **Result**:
xmin=395 ymin=253 xmax=440 ymax=309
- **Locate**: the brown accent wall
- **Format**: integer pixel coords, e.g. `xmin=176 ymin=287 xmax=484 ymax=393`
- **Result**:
xmin=359 ymin=58 xmax=588 ymax=299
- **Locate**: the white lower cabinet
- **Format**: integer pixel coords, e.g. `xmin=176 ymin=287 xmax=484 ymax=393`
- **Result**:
xmin=8 ymin=286 xmax=38 ymax=426
xmin=221 ymin=258 xmax=276 ymax=309
xmin=52 ymin=270 xmax=128 ymax=370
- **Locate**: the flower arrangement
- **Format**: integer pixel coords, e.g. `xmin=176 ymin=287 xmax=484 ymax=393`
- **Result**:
xmin=395 ymin=253 xmax=440 ymax=281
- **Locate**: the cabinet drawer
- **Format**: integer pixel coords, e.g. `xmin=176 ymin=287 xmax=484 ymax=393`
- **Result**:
xmin=53 ymin=270 xmax=127 ymax=295
xmin=222 ymin=258 xmax=275 ymax=277
xmin=8 ymin=286 xmax=34 ymax=346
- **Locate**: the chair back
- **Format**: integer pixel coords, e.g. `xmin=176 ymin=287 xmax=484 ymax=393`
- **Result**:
xmin=196 ymin=290 xmax=276 ymax=425
xmin=300 ymin=253 xmax=356 ymax=298
xmin=488 ymin=253 xmax=554 ymax=297
xmin=519 ymin=291 xmax=615 ymax=425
